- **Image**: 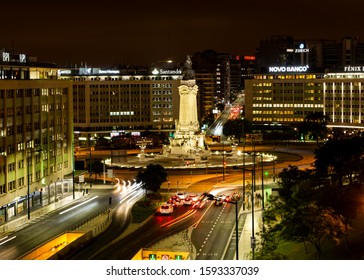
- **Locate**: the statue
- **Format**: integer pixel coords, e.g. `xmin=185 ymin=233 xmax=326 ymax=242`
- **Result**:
xmin=182 ymin=55 xmax=195 ymax=80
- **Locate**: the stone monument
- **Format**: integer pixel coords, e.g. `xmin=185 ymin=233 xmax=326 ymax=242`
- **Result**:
xmin=163 ymin=56 xmax=210 ymax=162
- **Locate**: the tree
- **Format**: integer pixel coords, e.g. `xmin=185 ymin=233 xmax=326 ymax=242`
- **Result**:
xmin=314 ymin=136 xmax=364 ymax=187
xmin=135 ymin=164 xmax=167 ymax=195
xmin=257 ymin=165 xmax=349 ymax=259
xmin=296 ymin=112 xmax=329 ymax=144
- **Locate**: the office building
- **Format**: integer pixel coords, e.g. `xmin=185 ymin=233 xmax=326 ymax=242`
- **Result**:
xmin=59 ymin=66 xmax=182 ymax=147
xmin=0 ymin=52 xmax=73 ymax=222
xmin=245 ymin=65 xmax=364 ymax=130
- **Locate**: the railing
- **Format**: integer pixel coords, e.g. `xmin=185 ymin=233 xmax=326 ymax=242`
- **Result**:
xmin=68 ymin=207 xmax=111 ymax=234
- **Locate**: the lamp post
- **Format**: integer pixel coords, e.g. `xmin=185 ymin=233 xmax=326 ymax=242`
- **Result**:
xmin=261 ymin=153 xmax=264 ymax=210
xmin=27 ymin=147 xmax=42 ymax=220
xmin=72 ymin=142 xmax=75 ymax=200
xmin=251 ymin=142 xmax=256 ymax=257
xmin=222 ymin=140 xmax=225 ymax=181
xmin=242 ymin=143 xmax=246 ymax=210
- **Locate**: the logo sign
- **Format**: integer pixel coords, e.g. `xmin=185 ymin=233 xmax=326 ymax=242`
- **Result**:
xmin=151 ymin=68 xmax=182 ymax=75
xmin=268 ymin=65 xmax=309 ymax=73
xmin=344 ymin=66 xmax=364 ymax=72
xmin=295 ymin=43 xmax=309 ymax=53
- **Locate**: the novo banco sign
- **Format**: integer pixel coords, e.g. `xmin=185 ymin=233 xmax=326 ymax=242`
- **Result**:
xmin=268 ymin=65 xmax=309 ymax=73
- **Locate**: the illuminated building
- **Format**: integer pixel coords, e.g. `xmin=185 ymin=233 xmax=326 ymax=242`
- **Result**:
xmin=59 ymin=67 xmax=182 ymax=146
xmin=0 ymin=52 xmax=73 ymax=222
xmin=245 ymin=65 xmax=364 ymax=130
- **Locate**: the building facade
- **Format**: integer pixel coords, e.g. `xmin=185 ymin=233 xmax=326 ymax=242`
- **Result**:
xmin=0 ymin=59 xmax=73 ymax=223
xmin=245 ymin=66 xmax=364 ymax=130
xmin=59 ymin=67 xmax=182 ymax=146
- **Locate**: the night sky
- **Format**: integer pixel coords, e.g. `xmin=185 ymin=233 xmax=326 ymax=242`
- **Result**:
xmin=1 ymin=0 xmax=363 ymax=67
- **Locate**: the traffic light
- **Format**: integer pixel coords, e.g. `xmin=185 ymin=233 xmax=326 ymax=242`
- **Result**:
xmin=149 ymin=254 xmax=157 ymax=260
xmin=175 ymin=255 xmax=183 ymax=260
xmin=264 ymin=171 xmax=269 ymax=176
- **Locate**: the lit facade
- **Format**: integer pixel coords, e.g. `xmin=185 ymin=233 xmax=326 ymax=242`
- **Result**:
xmin=0 ymin=62 xmax=73 ymax=222
xmin=59 ymin=68 xmax=182 ymax=146
xmin=245 ymin=67 xmax=364 ymax=129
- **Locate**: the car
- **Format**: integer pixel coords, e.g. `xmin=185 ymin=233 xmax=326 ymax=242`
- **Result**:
xmin=188 ymin=193 xmax=199 ymax=202
xmin=167 ymin=199 xmax=177 ymax=207
xmin=183 ymin=197 xmax=193 ymax=205
xmin=159 ymin=204 xmax=173 ymax=215
xmin=224 ymin=195 xmax=231 ymax=203
xmin=192 ymin=198 xmax=206 ymax=209
xmin=215 ymin=197 xmax=223 ymax=206
xmin=170 ymin=195 xmax=182 ymax=205
xmin=176 ymin=192 xmax=187 ymax=200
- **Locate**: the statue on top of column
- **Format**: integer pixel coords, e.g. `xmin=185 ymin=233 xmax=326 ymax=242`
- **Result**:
xmin=182 ymin=55 xmax=195 ymax=80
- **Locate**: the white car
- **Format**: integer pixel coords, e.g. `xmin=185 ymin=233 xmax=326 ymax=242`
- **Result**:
xmin=188 ymin=193 xmax=199 ymax=202
xmin=159 ymin=204 xmax=173 ymax=215
xmin=176 ymin=192 xmax=187 ymax=200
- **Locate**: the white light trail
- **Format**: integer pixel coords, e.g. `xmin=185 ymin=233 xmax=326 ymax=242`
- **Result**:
xmin=0 ymin=236 xmax=16 ymax=246
xmin=59 ymin=196 xmax=99 ymax=215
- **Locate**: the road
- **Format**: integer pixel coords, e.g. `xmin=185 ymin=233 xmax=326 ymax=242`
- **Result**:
xmin=0 ymin=190 xmax=111 ymax=260
xmin=0 ymin=144 xmax=316 ymax=260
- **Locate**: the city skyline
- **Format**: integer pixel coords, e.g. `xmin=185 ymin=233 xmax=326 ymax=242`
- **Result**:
xmin=1 ymin=0 xmax=364 ymax=67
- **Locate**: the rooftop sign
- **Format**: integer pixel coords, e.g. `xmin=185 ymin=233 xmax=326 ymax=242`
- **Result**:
xmin=268 ymin=65 xmax=309 ymax=73
xmin=152 ymin=68 xmax=182 ymax=75
xmin=344 ymin=66 xmax=364 ymax=72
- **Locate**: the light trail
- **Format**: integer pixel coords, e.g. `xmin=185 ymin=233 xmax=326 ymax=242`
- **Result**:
xmin=59 ymin=196 xmax=99 ymax=215
xmin=0 ymin=236 xmax=16 ymax=246
xmin=161 ymin=209 xmax=197 ymax=227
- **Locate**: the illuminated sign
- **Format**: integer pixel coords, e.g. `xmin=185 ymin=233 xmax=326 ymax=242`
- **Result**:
xmin=151 ymin=68 xmax=182 ymax=75
xmin=268 ymin=65 xmax=309 ymax=73
xmin=99 ymin=69 xmax=120 ymax=74
xmin=2 ymin=52 xmax=10 ymax=62
xmin=19 ymin=54 xmax=26 ymax=63
xmin=295 ymin=43 xmax=309 ymax=53
xmin=344 ymin=66 xmax=364 ymax=72
xmin=244 ymin=55 xmax=256 ymax=61
xmin=58 ymin=70 xmax=72 ymax=75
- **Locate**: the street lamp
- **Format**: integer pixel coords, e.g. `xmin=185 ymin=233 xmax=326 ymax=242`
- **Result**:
xmin=222 ymin=141 xmax=225 ymax=181
xmin=251 ymin=142 xmax=256 ymax=257
xmin=27 ymin=147 xmax=42 ymax=220
xmin=228 ymin=197 xmax=240 ymax=260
